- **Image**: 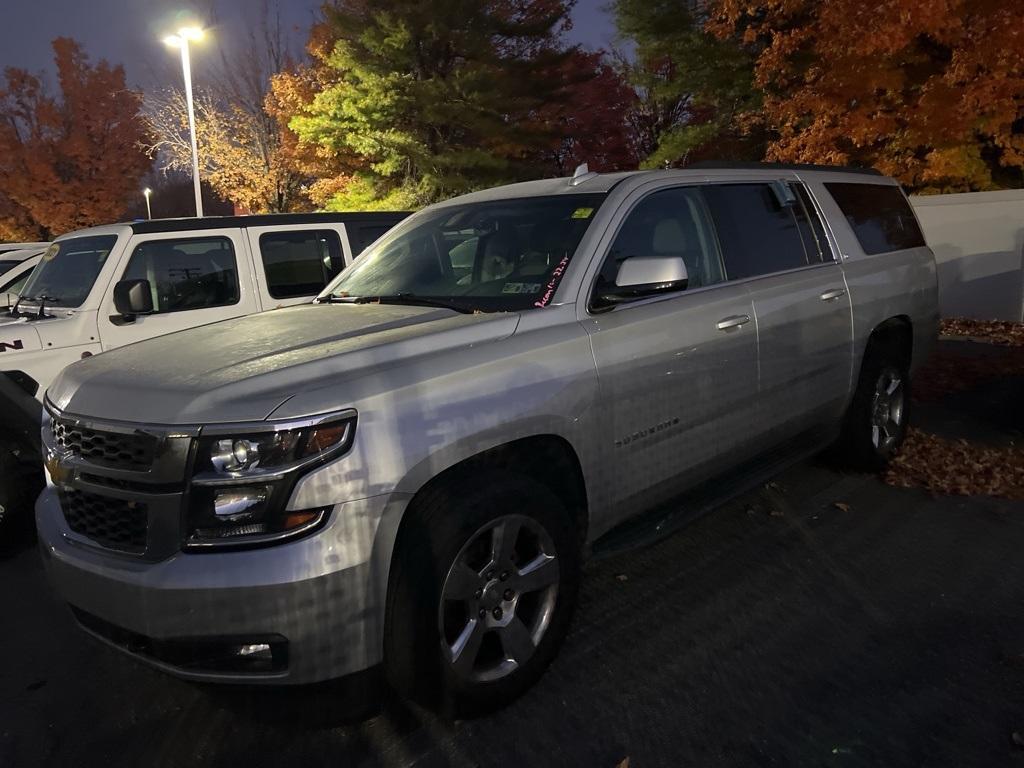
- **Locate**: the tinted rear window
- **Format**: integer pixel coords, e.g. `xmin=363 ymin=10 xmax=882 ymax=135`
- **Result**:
xmin=351 ymin=224 xmax=394 ymax=257
xmin=260 ymin=229 xmax=345 ymax=299
xmin=825 ymin=183 xmax=925 ymax=255
xmin=703 ymin=183 xmax=811 ymax=280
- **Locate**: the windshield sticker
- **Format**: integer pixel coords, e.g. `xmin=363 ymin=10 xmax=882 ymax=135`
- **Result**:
xmin=571 ymin=207 xmax=594 ymax=219
xmin=534 ymin=254 xmax=571 ymax=308
xmin=502 ymin=282 xmax=542 ymax=295
xmin=42 ymin=244 xmax=59 ymax=262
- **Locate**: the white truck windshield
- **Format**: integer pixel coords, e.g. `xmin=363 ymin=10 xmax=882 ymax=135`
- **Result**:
xmin=18 ymin=235 xmax=118 ymax=309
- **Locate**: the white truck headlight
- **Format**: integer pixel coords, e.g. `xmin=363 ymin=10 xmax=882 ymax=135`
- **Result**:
xmin=185 ymin=412 xmax=356 ymax=549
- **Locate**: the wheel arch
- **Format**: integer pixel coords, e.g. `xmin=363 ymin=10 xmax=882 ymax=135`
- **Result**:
xmin=389 ymin=433 xmax=589 ymax=561
xmin=863 ymin=315 xmax=914 ymax=371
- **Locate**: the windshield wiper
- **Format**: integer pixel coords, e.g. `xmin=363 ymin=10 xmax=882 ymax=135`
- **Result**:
xmin=323 ymin=293 xmax=476 ymax=314
xmin=10 ymin=294 xmax=60 ymax=319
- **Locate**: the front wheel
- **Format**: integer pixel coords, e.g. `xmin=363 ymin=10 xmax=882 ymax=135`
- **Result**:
xmin=384 ymin=471 xmax=580 ymax=716
xmin=835 ymin=351 xmax=910 ymax=470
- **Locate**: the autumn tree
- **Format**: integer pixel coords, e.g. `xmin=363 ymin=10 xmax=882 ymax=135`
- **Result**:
xmin=146 ymin=3 xmax=312 ymax=213
xmin=0 ymin=38 xmax=152 ymax=240
xmin=277 ymin=0 xmax=587 ymax=210
xmin=612 ymin=0 xmax=762 ymax=168
xmin=709 ymin=0 xmax=1024 ymax=191
xmin=535 ymin=49 xmax=639 ymax=175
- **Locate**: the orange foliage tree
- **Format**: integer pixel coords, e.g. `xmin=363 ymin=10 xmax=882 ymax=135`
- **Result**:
xmin=0 ymin=38 xmax=152 ymax=240
xmin=709 ymin=0 xmax=1024 ymax=191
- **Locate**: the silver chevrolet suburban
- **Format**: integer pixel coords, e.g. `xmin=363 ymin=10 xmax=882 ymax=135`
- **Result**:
xmin=36 ymin=164 xmax=938 ymax=714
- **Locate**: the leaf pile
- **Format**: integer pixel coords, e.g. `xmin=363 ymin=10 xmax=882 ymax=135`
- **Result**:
xmin=884 ymin=428 xmax=1024 ymax=500
xmin=940 ymin=318 xmax=1024 ymax=347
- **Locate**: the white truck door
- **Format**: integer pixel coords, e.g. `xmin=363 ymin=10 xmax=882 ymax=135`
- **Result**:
xmin=245 ymin=224 xmax=349 ymax=310
xmin=98 ymin=228 xmax=259 ymax=351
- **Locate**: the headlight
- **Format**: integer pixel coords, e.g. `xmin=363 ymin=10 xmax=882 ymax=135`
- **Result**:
xmin=185 ymin=412 xmax=356 ymax=550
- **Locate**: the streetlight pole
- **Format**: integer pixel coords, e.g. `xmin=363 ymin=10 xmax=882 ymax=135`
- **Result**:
xmin=143 ymin=187 xmax=152 ymax=220
xmin=163 ymin=27 xmax=205 ymax=217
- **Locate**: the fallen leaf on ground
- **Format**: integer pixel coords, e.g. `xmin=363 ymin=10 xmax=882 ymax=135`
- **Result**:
xmin=833 ymin=502 xmax=851 ymax=512
xmin=616 ymin=758 xmax=630 ymax=768
xmin=884 ymin=428 xmax=1024 ymax=499
xmin=615 ymin=574 xmax=628 ymax=582
xmin=940 ymin=318 xmax=1024 ymax=347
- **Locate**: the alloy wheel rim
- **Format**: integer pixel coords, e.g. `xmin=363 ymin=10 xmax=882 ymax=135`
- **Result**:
xmin=870 ymin=367 xmax=905 ymax=452
xmin=438 ymin=514 xmax=560 ymax=683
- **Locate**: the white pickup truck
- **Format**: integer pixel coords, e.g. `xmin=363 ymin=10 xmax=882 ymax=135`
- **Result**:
xmin=0 ymin=212 xmax=407 ymax=535
xmin=0 ymin=242 xmax=49 ymax=272
xmin=0 ymin=245 xmax=49 ymax=307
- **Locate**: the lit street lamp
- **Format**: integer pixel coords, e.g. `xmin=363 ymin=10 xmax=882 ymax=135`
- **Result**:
xmin=143 ymin=187 xmax=152 ymax=220
xmin=163 ymin=26 xmax=205 ymax=217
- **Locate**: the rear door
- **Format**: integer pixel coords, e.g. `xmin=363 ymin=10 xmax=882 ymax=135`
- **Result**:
xmin=703 ymin=180 xmax=854 ymax=442
xmin=246 ymin=224 xmax=348 ymax=310
xmin=98 ymin=228 xmax=258 ymax=350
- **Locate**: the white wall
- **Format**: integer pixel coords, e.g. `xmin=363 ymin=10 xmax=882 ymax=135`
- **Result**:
xmin=911 ymin=190 xmax=1024 ymax=322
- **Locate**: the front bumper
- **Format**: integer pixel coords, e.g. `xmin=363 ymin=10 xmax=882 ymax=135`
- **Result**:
xmin=37 ymin=486 xmax=401 ymax=685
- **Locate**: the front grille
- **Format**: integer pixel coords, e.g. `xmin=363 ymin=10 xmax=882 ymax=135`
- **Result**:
xmin=59 ymin=489 xmax=148 ymax=552
xmin=52 ymin=419 xmax=156 ymax=471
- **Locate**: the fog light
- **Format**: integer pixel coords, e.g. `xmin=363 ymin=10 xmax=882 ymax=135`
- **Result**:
xmin=237 ymin=643 xmax=272 ymax=658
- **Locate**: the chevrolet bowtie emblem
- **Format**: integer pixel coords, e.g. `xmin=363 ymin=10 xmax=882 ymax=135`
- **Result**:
xmin=45 ymin=453 xmax=73 ymax=487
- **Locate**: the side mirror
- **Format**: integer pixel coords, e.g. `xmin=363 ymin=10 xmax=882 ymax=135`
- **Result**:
xmin=599 ymin=256 xmax=688 ymax=305
xmin=113 ymin=279 xmax=154 ymax=319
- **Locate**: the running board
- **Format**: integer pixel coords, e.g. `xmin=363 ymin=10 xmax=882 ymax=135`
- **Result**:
xmin=591 ymin=426 xmax=837 ymax=559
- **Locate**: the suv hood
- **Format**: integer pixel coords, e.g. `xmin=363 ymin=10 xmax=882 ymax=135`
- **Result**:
xmin=48 ymin=303 xmax=520 ymax=424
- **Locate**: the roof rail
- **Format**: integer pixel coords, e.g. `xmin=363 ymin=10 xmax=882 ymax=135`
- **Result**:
xmin=687 ymin=160 xmax=883 ymax=176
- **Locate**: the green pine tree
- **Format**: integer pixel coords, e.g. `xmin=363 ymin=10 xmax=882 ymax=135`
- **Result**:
xmin=612 ymin=0 xmax=763 ymax=168
xmin=288 ymin=0 xmax=577 ymax=209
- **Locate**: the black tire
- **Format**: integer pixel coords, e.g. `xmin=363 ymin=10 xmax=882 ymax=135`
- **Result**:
xmin=383 ymin=470 xmax=580 ymax=717
xmin=835 ymin=346 xmax=910 ymax=471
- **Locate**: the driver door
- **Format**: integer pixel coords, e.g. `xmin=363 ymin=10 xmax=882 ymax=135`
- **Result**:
xmin=99 ymin=228 xmax=258 ymax=350
xmin=581 ymin=185 xmax=759 ymax=521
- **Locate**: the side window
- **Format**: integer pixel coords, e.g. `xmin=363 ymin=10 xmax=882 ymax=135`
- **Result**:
xmin=259 ymin=229 xmax=344 ymax=299
xmin=351 ymin=225 xmax=392 ymax=257
xmin=824 ymin=182 xmax=926 ymax=255
xmin=123 ymin=237 xmax=239 ymax=314
xmin=1 ymin=270 xmax=30 ymax=296
xmin=703 ymin=183 xmax=811 ymax=280
xmin=595 ymin=187 xmax=725 ymax=296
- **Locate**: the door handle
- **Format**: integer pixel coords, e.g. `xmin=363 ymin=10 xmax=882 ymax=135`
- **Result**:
xmin=820 ymin=288 xmax=846 ymax=301
xmin=716 ymin=314 xmax=751 ymax=331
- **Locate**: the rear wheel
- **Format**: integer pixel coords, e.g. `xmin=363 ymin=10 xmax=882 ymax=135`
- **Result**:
xmin=384 ymin=471 xmax=580 ymax=716
xmin=836 ymin=349 xmax=910 ymax=470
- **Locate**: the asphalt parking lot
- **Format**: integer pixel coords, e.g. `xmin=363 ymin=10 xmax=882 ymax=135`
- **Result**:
xmin=3 ymin=343 xmax=1024 ymax=768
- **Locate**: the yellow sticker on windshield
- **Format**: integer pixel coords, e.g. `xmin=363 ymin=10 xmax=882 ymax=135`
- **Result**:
xmin=571 ymin=207 xmax=594 ymax=219
xmin=43 ymin=244 xmax=59 ymax=262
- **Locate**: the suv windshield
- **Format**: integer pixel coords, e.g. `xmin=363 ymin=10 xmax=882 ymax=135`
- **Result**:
xmin=326 ymin=194 xmax=607 ymax=312
xmin=18 ymin=235 xmax=118 ymax=309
